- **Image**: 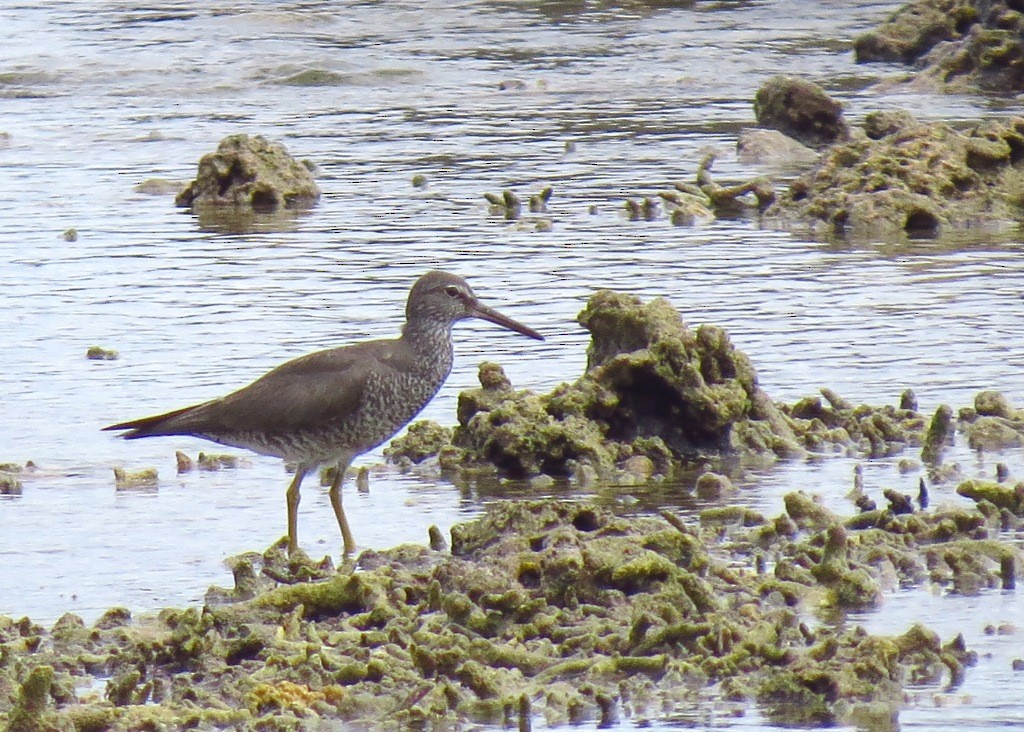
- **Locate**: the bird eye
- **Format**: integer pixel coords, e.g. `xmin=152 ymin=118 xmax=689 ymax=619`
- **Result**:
xmin=444 ymin=285 xmax=460 ymax=298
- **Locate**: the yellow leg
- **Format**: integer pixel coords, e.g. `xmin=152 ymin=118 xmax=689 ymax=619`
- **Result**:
xmin=328 ymin=460 xmax=357 ymax=556
xmin=285 ymin=466 xmax=308 ymax=556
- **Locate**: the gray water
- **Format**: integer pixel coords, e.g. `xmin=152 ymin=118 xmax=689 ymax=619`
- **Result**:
xmin=1 ymin=1 xmax=1023 ymax=729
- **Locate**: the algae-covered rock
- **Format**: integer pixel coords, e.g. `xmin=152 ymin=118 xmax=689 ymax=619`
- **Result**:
xmin=393 ymin=290 xmax=935 ymax=482
xmin=922 ymin=404 xmax=955 ymax=464
xmin=753 ymin=76 xmax=849 ymax=149
xmin=854 ymin=0 xmax=976 ymax=64
xmin=0 ymin=496 xmax=1000 ymax=730
xmin=768 ymin=115 xmax=1024 ymax=238
xmin=175 ymin=134 xmax=320 ymax=212
xmin=440 ymin=290 xmax=801 ymax=480
xmin=959 ymin=391 xmax=1024 ymax=451
xmin=782 ymin=390 xmax=926 ymax=457
xmin=112 ymin=466 xmax=157 ymax=489
xmin=0 ymin=470 xmax=22 ymax=495
xmin=856 ymin=0 xmax=1024 ymax=93
xmin=384 ymin=420 xmax=454 ymax=465
xmin=85 ymin=345 xmax=118 ymax=361
xmin=956 ymin=478 xmax=1024 ymax=515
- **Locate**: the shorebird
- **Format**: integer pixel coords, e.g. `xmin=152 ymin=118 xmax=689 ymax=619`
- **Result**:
xmin=104 ymin=271 xmax=543 ymax=555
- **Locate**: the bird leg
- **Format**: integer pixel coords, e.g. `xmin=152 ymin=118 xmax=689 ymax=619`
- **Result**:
xmin=285 ymin=465 xmax=309 ymax=556
xmin=328 ymin=460 xmax=357 ymax=556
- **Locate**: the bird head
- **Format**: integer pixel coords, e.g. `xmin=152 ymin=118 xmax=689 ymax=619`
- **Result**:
xmin=406 ymin=271 xmax=543 ymax=341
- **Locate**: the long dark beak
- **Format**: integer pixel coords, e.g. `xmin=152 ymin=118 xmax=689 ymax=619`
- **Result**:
xmin=471 ymin=301 xmax=544 ymax=341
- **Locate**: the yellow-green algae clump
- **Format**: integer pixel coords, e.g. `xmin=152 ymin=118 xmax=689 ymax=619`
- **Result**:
xmin=388 ymin=289 xmax=927 ymax=480
xmin=175 ymin=134 xmax=320 ymax=212
xmin=2 ymin=497 xmax=1008 ymax=731
xmin=767 ymin=113 xmax=1024 ymax=238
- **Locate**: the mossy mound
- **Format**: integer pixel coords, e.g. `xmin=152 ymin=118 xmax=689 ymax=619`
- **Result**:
xmin=390 ymin=290 xmax=932 ymax=481
xmin=409 ymin=290 xmax=803 ymax=480
xmin=855 ymin=0 xmax=1024 ymax=93
xmin=175 ymin=134 xmax=320 ymax=212
xmin=767 ymin=113 xmax=1024 ymax=237
xmin=753 ymin=76 xmax=849 ymax=149
xmin=854 ymin=0 xmax=977 ymax=65
xmin=2 ymin=496 xmax=1002 ymax=730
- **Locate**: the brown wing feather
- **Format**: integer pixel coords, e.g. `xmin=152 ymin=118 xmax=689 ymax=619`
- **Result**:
xmin=104 ymin=338 xmax=403 ymax=439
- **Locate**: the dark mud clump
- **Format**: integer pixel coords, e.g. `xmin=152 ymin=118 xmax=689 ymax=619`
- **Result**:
xmin=855 ymin=0 xmax=1024 ymax=93
xmin=766 ymin=112 xmax=1024 ymax=238
xmin=1 ymin=497 xmax=1003 ymax=730
xmin=175 ymin=134 xmax=320 ymax=212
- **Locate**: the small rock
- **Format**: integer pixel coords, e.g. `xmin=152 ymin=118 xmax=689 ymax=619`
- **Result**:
xmin=921 ymin=405 xmax=954 ymax=464
xmin=198 ymin=452 xmax=240 ymax=470
xmin=86 ymin=346 xmax=119 ymax=361
xmin=975 ymin=390 xmax=1013 ymax=418
xmin=695 ymin=471 xmax=735 ymax=500
xmin=175 ymin=134 xmax=320 ymax=212
xmin=113 ymin=466 xmax=158 ymax=489
xmin=864 ymin=110 xmax=917 ymax=140
xmin=175 ymin=451 xmax=194 ymax=473
xmin=134 ymin=178 xmax=183 ymax=195
xmin=753 ymin=75 xmax=849 ymax=149
xmin=736 ymin=128 xmax=819 ymax=168
xmin=0 ymin=471 xmax=22 ymax=495
xmin=622 ymin=456 xmax=655 ymax=481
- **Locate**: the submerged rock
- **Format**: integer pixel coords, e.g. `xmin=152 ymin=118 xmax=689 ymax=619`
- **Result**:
xmin=175 ymin=134 xmax=320 ymax=212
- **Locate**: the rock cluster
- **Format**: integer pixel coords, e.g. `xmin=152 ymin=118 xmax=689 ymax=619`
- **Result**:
xmin=4 ymin=493 xmax=1013 ymax=730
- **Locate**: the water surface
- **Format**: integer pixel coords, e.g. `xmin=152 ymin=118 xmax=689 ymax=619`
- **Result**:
xmin=1 ymin=2 xmax=1023 ymax=729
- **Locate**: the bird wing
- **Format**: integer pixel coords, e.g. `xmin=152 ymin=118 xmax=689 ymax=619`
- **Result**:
xmin=106 ymin=338 xmax=410 ymax=439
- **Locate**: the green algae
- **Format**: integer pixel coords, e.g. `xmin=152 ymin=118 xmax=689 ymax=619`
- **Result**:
xmin=753 ymin=76 xmax=849 ymax=149
xmin=2 ymin=477 xmax=1016 ymax=729
xmin=855 ymin=0 xmax=1024 ymax=93
xmin=85 ymin=346 xmax=118 ymax=361
xmin=768 ymin=112 xmax=1024 ymax=237
xmin=956 ymin=478 xmax=1024 ymax=514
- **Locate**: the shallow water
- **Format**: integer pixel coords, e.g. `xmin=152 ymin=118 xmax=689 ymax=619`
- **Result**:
xmin=1 ymin=1 xmax=1023 ymax=729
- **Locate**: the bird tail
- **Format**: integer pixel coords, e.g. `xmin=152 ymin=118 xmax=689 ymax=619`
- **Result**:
xmin=103 ymin=404 xmax=202 ymax=439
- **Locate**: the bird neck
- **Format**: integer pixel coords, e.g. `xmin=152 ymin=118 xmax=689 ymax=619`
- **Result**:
xmin=401 ymin=319 xmax=455 ymax=375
